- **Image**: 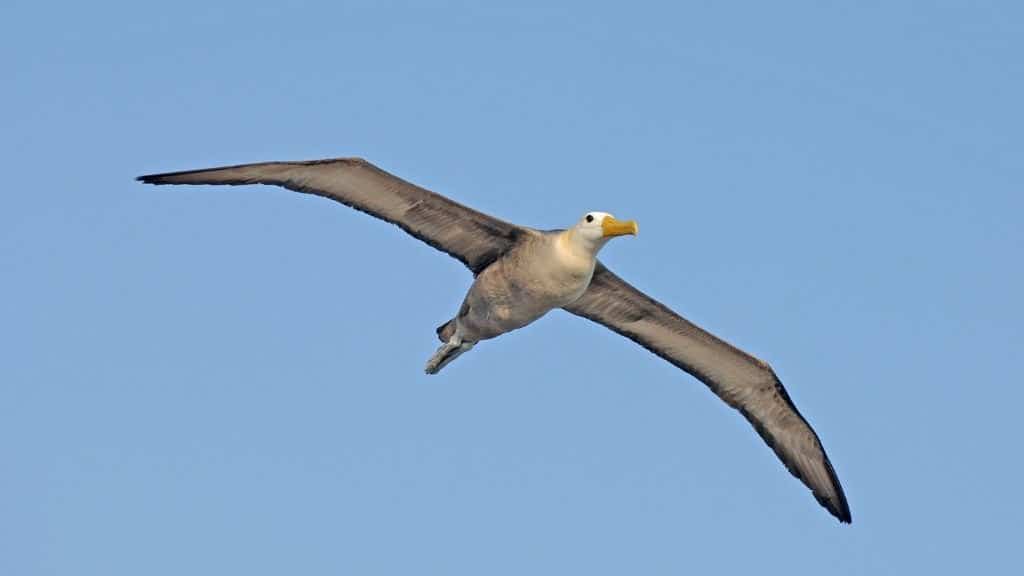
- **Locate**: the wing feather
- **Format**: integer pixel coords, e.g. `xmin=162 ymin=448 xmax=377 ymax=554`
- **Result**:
xmin=565 ymin=263 xmax=851 ymax=523
xmin=137 ymin=158 xmax=524 ymax=273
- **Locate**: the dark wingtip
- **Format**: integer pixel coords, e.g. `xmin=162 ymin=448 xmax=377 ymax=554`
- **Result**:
xmin=837 ymin=505 xmax=852 ymax=524
xmin=829 ymin=472 xmax=852 ymax=524
xmin=136 ymin=174 xmax=162 ymax=184
xmin=816 ymin=475 xmax=851 ymax=524
xmin=825 ymin=493 xmax=852 ymax=524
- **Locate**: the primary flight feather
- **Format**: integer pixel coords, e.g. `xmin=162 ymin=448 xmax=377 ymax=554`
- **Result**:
xmin=137 ymin=157 xmax=851 ymax=523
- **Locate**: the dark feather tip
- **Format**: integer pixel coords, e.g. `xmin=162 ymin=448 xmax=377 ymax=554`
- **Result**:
xmin=136 ymin=174 xmax=164 ymax=184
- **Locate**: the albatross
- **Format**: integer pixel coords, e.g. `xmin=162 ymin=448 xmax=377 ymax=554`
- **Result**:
xmin=137 ymin=157 xmax=851 ymax=523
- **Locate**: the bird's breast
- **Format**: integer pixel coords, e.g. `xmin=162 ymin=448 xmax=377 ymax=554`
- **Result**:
xmin=524 ymin=242 xmax=595 ymax=305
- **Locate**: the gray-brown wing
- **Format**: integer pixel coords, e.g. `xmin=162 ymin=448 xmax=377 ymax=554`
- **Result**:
xmin=137 ymin=158 xmax=525 ymax=274
xmin=564 ymin=263 xmax=851 ymax=523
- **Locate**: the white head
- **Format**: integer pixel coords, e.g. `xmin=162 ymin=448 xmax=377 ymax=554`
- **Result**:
xmin=569 ymin=211 xmax=639 ymax=254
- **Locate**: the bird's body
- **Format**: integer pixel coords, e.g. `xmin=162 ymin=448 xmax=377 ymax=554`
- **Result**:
xmin=427 ymin=227 xmax=609 ymax=372
xmin=452 ymin=229 xmax=596 ymax=341
xmin=138 ymin=157 xmax=852 ymax=523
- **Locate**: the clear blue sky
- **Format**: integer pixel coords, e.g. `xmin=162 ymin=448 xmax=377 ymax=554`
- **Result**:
xmin=3 ymin=1 xmax=1022 ymax=574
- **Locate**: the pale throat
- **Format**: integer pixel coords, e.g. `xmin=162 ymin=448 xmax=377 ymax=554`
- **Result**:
xmin=556 ymin=228 xmax=605 ymax=265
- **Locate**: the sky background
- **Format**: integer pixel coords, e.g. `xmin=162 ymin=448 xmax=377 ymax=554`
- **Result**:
xmin=3 ymin=1 xmax=1022 ymax=574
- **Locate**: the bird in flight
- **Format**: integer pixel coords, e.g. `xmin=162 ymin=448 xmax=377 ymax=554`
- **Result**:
xmin=138 ymin=157 xmax=851 ymax=523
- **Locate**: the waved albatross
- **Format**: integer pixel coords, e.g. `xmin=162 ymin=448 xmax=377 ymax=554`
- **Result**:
xmin=138 ymin=157 xmax=851 ymax=523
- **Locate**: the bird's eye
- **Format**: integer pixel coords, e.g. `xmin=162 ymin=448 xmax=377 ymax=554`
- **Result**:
xmin=586 ymin=214 xmax=594 ymax=223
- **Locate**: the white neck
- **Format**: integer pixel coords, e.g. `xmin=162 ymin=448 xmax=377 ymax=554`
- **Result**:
xmin=558 ymin=228 xmax=608 ymax=260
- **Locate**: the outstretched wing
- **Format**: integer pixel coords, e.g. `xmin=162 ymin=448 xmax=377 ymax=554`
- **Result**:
xmin=565 ymin=263 xmax=851 ymax=523
xmin=138 ymin=158 xmax=526 ymax=274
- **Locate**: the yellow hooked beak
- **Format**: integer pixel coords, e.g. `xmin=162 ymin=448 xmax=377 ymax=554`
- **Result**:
xmin=602 ymin=216 xmax=639 ymax=237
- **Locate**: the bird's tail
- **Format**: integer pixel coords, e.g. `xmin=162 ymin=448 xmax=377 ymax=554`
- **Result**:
xmin=424 ymin=337 xmax=475 ymax=374
xmin=436 ymin=318 xmax=457 ymax=342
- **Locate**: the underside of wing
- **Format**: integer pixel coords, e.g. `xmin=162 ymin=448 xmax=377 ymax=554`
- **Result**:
xmin=137 ymin=158 xmax=527 ymax=274
xmin=565 ymin=263 xmax=851 ymax=523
